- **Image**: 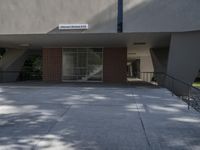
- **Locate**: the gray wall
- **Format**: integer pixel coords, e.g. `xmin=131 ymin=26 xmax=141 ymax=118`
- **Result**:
xmin=150 ymin=48 xmax=169 ymax=73
xmin=124 ymin=0 xmax=200 ymax=32
xmin=1 ymin=0 xmax=200 ymax=34
xmin=0 ymin=49 xmax=41 ymax=82
xmin=150 ymin=48 xmax=169 ymax=85
xmin=0 ymin=0 xmax=117 ymax=34
xmin=167 ymin=32 xmax=200 ymax=95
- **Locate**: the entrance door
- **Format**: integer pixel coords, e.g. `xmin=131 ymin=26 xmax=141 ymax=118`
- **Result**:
xmin=62 ymin=48 xmax=103 ymax=82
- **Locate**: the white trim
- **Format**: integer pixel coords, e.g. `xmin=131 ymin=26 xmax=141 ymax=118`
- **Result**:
xmin=59 ymin=24 xmax=89 ymax=30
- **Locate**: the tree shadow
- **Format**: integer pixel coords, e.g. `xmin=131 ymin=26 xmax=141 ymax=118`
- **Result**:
xmin=0 ymin=84 xmax=200 ymax=149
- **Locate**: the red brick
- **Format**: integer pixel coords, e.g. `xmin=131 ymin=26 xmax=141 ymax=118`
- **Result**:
xmin=42 ymin=48 xmax=62 ymax=82
xmin=103 ymin=48 xmax=127 ymax=83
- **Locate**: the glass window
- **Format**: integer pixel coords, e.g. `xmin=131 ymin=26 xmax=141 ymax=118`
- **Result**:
xmin=62 ymin=48 xmax=103 ymax=82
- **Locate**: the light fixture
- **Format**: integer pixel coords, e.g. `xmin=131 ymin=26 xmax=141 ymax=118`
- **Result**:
xmin=133 ymin=42 xmax=146 ymax=45
xmin=19 ymin=43 xmax=30 ymax=47
xmin=128 ymin=53 xmax=136 ymax=55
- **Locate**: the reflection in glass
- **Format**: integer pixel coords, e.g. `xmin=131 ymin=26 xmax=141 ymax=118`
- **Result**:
xmin=62 ymin=48 xmax=103 ymax=81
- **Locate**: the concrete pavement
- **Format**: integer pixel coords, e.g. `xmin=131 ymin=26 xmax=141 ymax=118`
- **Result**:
xmin=0 ymin=83 xmax=200 ymax=150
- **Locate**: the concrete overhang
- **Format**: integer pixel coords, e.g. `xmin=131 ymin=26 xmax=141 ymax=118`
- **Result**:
xmin=0 ymin=33 xmax=171 ymax=50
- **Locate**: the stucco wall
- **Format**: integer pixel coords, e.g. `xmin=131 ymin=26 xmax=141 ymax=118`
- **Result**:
xmin=124 ymin=0 xmax=200 ymax=32
xmin=0 ymin=0 xmax=117 ymax=34
xmin=128 ymin=47 xmax=154 ymax=73
xmin=1 ymin=0 xmax=200 ymax=34
xmin=167 ymin=31 xmax=200 ymax=95
xmin=150 ymin=48 xmax=169 ymax=73
xmin=140 ymin=56 xmax=154 ymax=73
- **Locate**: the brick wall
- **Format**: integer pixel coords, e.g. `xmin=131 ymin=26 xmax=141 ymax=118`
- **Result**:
xmin=43 ymin=48 xmax=62 ymax=82
xmin=103 ymin=48 xmax=127 ymax=83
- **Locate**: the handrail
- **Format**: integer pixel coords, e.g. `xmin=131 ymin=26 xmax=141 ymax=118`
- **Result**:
xmin=134 ymin=71 xmax=200 ymax=92
xmin=165 ymin=73 xmax=200 ymax=92
xmin=0 ymin=71 xmax=42 ymax=82
xmin=132 ymin=72 xmax=200 ymax=111
xmin=163 ymin=73 xmax=200 ymax=111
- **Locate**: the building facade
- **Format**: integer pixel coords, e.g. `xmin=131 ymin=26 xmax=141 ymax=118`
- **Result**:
xmin=0 ymin=0 xmax=200 ymax=91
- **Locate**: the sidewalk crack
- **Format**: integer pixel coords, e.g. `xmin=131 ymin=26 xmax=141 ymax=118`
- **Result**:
xmin=32 ymin=105 xmax=72 ymax=150
xmin=132 ymin=90 xmax=152 ymax=150
xmin=47 ymin=105 xmax=72 ymax=134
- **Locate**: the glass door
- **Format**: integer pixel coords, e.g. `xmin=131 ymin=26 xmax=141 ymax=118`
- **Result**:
xmin=62 ymin=48 xmax=103 ymax=82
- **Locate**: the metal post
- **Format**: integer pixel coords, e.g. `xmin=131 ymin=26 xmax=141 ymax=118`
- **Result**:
xmin=188 ymin=87 xmax=191 ymax=110
xmin=172 ymin=79 xmax=174 ymax=96
xmin=142 ymin=72 xmax=144 ymax=81
xmin=117 ymin=0 xmax=123 ymax=32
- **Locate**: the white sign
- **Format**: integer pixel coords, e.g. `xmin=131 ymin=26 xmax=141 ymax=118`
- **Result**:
xmin=59 ymin=24 xmax=89 ymax=30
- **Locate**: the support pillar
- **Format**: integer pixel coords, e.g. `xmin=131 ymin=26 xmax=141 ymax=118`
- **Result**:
xmin=167 ymin=32 xmax=200 ymax=95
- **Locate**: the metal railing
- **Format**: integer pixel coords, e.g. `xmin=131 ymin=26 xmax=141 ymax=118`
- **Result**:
xmin=134 ymin=72 xmax=200 ymax=111
xmin=0 ymin=71 xmax=42 ymax=82
xmin=137 ymin=72 xmax=164 ymax=84
xmin=164 ymin=73 xmax=200 ymax=111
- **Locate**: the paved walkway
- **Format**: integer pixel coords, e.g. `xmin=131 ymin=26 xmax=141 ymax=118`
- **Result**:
xmin=0 ymin=83 xmax=200 ymax=150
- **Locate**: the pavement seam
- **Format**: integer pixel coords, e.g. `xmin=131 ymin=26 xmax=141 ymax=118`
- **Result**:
xmin=32 ymin=105 xmax=72 ymax=150
xmin=132 ymin=90 xmax=152 ymax=150
xmin=47 ymin=105 xmax=72 ymax=134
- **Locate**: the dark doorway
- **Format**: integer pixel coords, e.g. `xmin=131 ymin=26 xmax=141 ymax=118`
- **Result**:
xmin=127 ymin=59 xmax=140 ymax=80
xmin=18 ymin=55 xmax=42 ymax=81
